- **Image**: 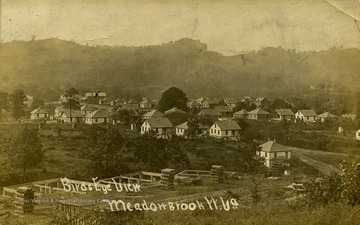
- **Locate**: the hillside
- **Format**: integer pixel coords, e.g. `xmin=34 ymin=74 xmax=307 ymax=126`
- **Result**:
xmin=1 ymin=38 xmax=359 ymax=100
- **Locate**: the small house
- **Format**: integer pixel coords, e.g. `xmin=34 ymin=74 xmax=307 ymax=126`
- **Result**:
xmin=140 ymin=118 xmax=173 ymax=137
xmin=257 ymin=140 xmax=292 ymax=168
xmin=175 ymin=121 xmax=208 ymax=137
xmin=255 ymin=97 xmax=270 ymax=109
xmin=198 ymin=108 xmax=221 ymax=119
xmin=274 ymin=109 xmax=295 ymax=121
xmin=80 ymin=105 xmax=97 ymax=115
xmin=295 ymin=110 xmax=318 ymax=123
xmin=142 ymin=110 xmax=166 ymax=119
xmin=30 ymin=108 xmax=49 ymax=120
xmin=187 ymin=100 xmax=202 ymax=109
xmin=61 ymin=110 xmax=83 ymax=123
xmin=233 ymin=109 xmax=247 ymax=118
xmin=209 ymin=120 xmax=241 ymax=140
xmin=318 ymin=112 xmax=337 ymax=123
xmin=247 ymin=108 xmax=271 ymax=121
xmin=139 ymin=98 xmax=154 ymax=109
xmin=223 ymin=98 xmax=238 ymax=109
xmin=214 ymin=106 xmax=233 ymax=117
xmin=202 ymin=98 xmax=220 ymax=109
xmin=84 ymin=110 xmax=110 ymax=124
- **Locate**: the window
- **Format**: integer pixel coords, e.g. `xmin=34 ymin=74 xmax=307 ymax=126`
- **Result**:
xmin=225 ymin=130 xmax=228 ymax=135
xmin=95 ymin=118 xmax=98 ymax=122
xmin=232 ymin=130 xmax=235 ymax=135
xmin=307 ymin=116 xmax=309 ymax=120
xmin=274 ymin=152 xmax=277 ymax=158
xmin=265 ymin=152 xmax=267 ymax=157
xmin=218 ymin=130 xmax=220 ymax=135
xmin=285 ymin=152 xmax=288 ymax=158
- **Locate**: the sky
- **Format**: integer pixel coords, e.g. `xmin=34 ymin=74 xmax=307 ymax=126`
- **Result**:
xmin=1 ymin=0 xmax=360 ymax=55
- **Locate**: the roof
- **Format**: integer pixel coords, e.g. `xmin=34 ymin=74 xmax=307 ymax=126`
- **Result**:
xmin=143 ymin=110 xmax=166 ymax=118
xmin=144 ymin=118 xmax=173 ymax=128
xmin=212 ymin=120 xmax=241 ymax=130
xmin=187 ymin=100 xmax=202 ymax=107
xmin=55 ymin=106 xmax=65 ymax=112
xmin=195 ymin=97 xmax=205 ymax=102
xmin=175 ymin=121 xmax=208 ymax=129
xmin=233 ymin=109 xmax=247 ymax=115
xmin=30 ymin=108 xmax=48 ymax=114
xmin=224 ymin=98 xmax=238 ymax=104
xmin=215 ymin=106 xmax=233 ymax=113
xmin=198 ymin=109 xmax=221 ymax=117
xmin=256 ymin=97 xmax=267 ymax=102
xmin=318 ymin=112 xmax=337 ymax=118
xmin=85 ymin=110 xmax=109 ymax=118
xmin=297 ymin=110 xmax=318 ymax=117
xmin=81 ymin=105 xmax=97 ymax=111
xmin=164 ymin=107 xmax=187 ymax=114
xmin=85 ymin=92 xmax=106 ymax=97
xmin=62 ymin=110 xmax=83 ymax=118
xmin=259 ymin=141 xmax=292 ymax=152
xmin=275 ymin=109 xmax=294 ymax=116
xmin=204 ymin=98 xmax=220 ymax=104
xmin=248 ymin=108 xmax=270 ymax=115
xmin=127 ymin=99 xmax=140 ymax=104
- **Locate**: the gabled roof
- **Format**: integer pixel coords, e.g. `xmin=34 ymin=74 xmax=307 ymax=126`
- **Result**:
xmin=85 ymin=92 xmax=106 ymax=97
xmin=81 ymin=105 xmax=97 ymax=111
xmin=62 ymin=110 xmax=83 ymax=118
xmin=144 ymin=118 xmax=173 ymax=128
xmin=164 ymin=107 xmax=187 ymax=114
xmin=212 ymin=120 xmax=241 ymax=130
xmin=195 ymin=97 xmax=205 ymax=103
xmin=297 ymin=110 xmax=318 ymax=117
xmin=256 ymin=97 xmax=268 ymax=102
xmin=85 ymin=110 xmax=109 ymax=118
xmin=275 ymin=109 xmax=294 ymax=116
xmin=176 ymin=121 xmax=208 ymax=130
xmin=224 ymin=98 xmax=238 ymax=104
xmin=248 ymin=108 xmax=270 ymax=115
xmin=30 ymin=108 xmax=48 ymax=114
xmin=242 ymin=96 xmax=255 ymax=101
xmin=318 ymin=112 xmax=337 ymax=118
xmin=259 ymin=141 xmax=292 ymax=152
xmin=143 ymin=110 xmax=165 ymax=118
xmin=140 ymin=98 xmax=154 ymax=104
xmin=204 ymin=98 xmax=220 ymax=104
xmin=127 ymin=99 xmax=140 ymax=104
xmin=233 ymin=109 xmax=247 ymax=115
xmin=198 ymin=109 xmax=221 ymax=117
xmin=55 ymin=106 xmax=65 ymax=112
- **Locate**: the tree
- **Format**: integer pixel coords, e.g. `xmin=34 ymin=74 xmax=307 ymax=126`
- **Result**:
xmin=31 ymin=98 xmax=45 ymax=109
xmin=157 ymin=87 xmax=188 ymax=112
xmin=132 ymin=133 xmax=190 ymax=171
xmin=355 ymin=91 xmax=360 ymax=120
xmin=184 ymin=118 xmax=200 ymax=139
xmin=0 ymin=91 xmax=9 ymax=119
xmin=62 ymin=87 xmax=80 ymax=122
xmin=82 ymin=126 xmax=129 ymax=178
xmin=235 ymin=142 xmax=264 ymax=173
xmin=10 ymin=89 xmax=26 ymax=120
xmin=6 ymin=127 xmax=44 ymax=174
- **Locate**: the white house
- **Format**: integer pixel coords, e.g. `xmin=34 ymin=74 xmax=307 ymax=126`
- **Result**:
xmin=233 ymin=109 xmax=247 ymax=118
xmin=30 ymin=108 xmax=49 ymax=120
xmin=84 ymin=110 xmax=110 ymax=124
xmin=175 ymin=121 xmax=208 ymax=137
xmin=54 ymin=106 xmax=65 ymax=119
xmin=247 ymin=108 xmax=271 ymax=121
xmin=356 ymin=129 xmax=360 ymax=141
xmin=257 ymin=140 xmax=292 ymax=168
xmin=61 ymin=110 xmax=83 ymax=123
xmin=142 ymin=110 xmax=166 ymax=119
xmin=295 ymin=110 xmax=318 ymax=123
xmin=209 ymin=120 xmax=241 ymax=140
xmin=141 ymin=118 xmax=173 ymax=137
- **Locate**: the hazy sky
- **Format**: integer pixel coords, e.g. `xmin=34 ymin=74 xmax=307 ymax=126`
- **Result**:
xmin=2 ymin=0 xmax=360 ymax=55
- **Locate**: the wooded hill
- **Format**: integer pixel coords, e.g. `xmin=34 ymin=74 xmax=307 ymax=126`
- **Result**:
xmin=1 ymin=38 xmax=359 ymax=101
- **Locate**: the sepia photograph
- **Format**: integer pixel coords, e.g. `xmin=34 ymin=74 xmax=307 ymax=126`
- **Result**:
xmin=1 ymin=0 xmax=360 ymax=224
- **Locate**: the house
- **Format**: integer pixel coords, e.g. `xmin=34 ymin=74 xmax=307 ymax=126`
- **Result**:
xmin=318 ymin=112 xmax=337 ymax=123
xmin=80 ymin=105 xmax=97 ymax=115
xmin=257 ymin=140 xmax=292 ymax=168
xmin=198 ymin=108 xmax=221 ymax=119
xmin=85 ymin=92 xmax=107 ymax=98
xmin=61 ymin=110 xmax=83 ymax=123
xmin=247 ymin=108 xmax=271 ymax=121
xmin=295 ymin=110 xmax=318 ymax=123
xmin=223 ymin=98 xmax=238 ymax=109
xmin=30 ymin=108 xmax=49 ymax=120
xmin=356 ymin=129 xmax=360 ymax=141
xmin=54 ymin=106 xmax=65 ymax=119
xmin=209 ymin=120 xmax=241 ymax=140
xmin=233 ymin=109 xmax=247 ymax=118
xmin=214 ymin=106 xmax=233 ymax=117
xmin=341 ymin=113 xmax=356 ymax=120
xmin=274 ymin=109 xmax=295 ymax=121
xmin=241 ymin=96 xmax=256 ymax=105
xmin=202 ymin=98 xmax=220 ymax=109
xmin=175 ymin=121 xmax=208 ymax=137
xmin=140 ymin=118 xmax=173 ymax=137
xmin=139 ymin=98 xmax=155 ymax=109
xmin=164 ymin=107 xmax=187 ymax=115
xmin=187 ymin=100 xmax=202 ymax=109
xmin=195 ymin=97 xmax=205 ymax=105
xmin=142 ymin=110 xmax=166 ymax=119
xmin=255 ymin=97 xmax=270 ymax=109
xmin=84 ymin=110 xmax=110 ymax=124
